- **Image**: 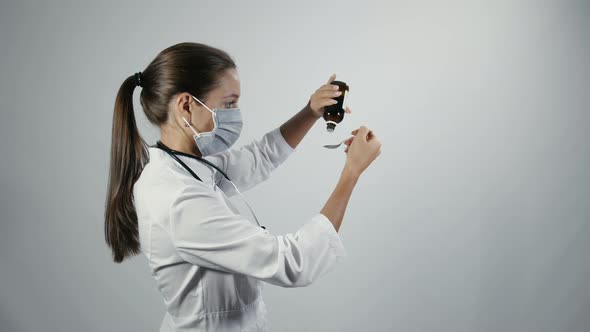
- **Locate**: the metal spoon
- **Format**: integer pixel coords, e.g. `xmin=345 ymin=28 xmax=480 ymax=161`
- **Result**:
xmin=323 ymin=131 xmax=373 ymax=149
xmin=323 ymin=138 xmax=348 ymax=149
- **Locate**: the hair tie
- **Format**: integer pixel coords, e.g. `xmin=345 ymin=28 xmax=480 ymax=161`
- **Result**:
xmin=134 ymin=72 xmax=143 ymax=87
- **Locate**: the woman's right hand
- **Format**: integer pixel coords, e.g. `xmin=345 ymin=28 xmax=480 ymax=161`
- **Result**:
xmin=342 ymin=125 xmax=382 ymax=176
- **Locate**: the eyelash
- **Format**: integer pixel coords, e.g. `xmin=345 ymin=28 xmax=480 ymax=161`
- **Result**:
xmin=225 ymin=101 xmax=235 ymax=108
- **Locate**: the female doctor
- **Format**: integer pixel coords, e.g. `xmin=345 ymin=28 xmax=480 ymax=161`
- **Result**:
xmin=104 ymin=42 xmax=381 ymax=332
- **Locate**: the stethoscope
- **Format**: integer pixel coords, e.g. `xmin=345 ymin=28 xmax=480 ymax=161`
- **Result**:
xmin=152 ymin=140 xmax=266 ymax=230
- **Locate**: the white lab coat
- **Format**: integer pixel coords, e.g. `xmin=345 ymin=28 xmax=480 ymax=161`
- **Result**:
xmin=133 ymin=126 xmax=347 ymax=332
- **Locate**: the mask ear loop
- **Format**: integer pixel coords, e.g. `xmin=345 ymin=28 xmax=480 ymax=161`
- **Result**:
xmin=181 ymin=95 xmax=217 ymax=137
xmin=191 ymin=95 xmax=217 ymax=134
xmin=182 ymin=116 xmax=201 ymax=138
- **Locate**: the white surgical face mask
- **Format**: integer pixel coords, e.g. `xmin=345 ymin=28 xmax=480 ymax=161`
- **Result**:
xmin=182 ymin=95 xmax=243 ymax=156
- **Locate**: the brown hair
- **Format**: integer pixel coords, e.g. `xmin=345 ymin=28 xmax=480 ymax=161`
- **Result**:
xmin=104 ymin=42 xmax=237 ymax=263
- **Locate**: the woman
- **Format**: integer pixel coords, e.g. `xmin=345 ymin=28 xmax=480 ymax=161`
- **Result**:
xmin=104 ymin=42 xmax=381 ymax=331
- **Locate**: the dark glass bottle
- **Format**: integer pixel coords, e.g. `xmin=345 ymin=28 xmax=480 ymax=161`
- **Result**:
xmin=323 ymin=80 xmax=349 ymax=132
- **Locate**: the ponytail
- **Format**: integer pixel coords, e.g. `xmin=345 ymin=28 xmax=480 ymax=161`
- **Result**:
xmin=104 ymin=75 xmax=148 ymax=263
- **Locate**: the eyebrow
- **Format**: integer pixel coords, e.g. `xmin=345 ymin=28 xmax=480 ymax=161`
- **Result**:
xmin=224 ymin=93 xmax=240 ymax=98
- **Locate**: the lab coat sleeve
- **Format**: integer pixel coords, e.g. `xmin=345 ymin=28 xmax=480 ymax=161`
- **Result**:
xmin=203 ymin=126 xmax=295 ymax=195
xmin=169 ymin=184 xmax=347 ymax=288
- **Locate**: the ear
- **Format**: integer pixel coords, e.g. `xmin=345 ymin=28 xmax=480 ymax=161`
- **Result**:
xmin=174 ymin=92 xmax=195 ymax=119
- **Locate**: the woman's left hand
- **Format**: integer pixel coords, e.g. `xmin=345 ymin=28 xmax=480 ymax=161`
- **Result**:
xmin=308 ymin=73 xmax=352 ymax=118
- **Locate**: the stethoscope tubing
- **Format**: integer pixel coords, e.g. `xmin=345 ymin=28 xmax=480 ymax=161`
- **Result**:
xmin=152 ymin=141 xmax=265 ymax=229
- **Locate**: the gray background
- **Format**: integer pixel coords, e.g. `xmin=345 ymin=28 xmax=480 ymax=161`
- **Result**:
xmin=1 ymin=0 xmax=589 ymax=331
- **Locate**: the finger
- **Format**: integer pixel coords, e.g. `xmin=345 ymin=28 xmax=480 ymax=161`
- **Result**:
xmin=351 ymin=129 xmax=359 ymax=135
xmin=322 ymin=99 xmax=339 ymax=107
xmin=326 ymin=73 xmax=336 ymax=84
xmin=319 ymin=83 xmax=340 ymax=92
xmin=315 ymin=99 xmax=338 ymax=110
xmin=345 ymin=106 xmax=351 ymax=114
xmin=317 ymin=89 xmax=342 ymax=99
xmin=358 ymin=126 xmax=370 ymax=140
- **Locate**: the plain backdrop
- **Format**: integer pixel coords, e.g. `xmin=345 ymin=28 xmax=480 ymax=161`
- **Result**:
xmin=1 ymin=0 xmax=589 ymax=331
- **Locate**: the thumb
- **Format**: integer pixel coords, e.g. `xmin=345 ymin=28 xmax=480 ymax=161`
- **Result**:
xmin=357 ymin=125 xmax=370 ymax=141
xmin=327 ymin=73 xmax=336 ymax=84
